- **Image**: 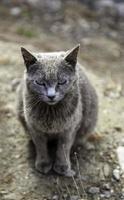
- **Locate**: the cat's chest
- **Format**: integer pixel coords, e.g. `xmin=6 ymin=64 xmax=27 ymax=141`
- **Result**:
xmin=25 ymin=103 xmax=82 ymax=134
xmin=27 ymin=111 xmax=70 ymax=133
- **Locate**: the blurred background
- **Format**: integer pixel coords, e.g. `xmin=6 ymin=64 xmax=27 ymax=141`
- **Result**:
xmin=0 ymin=1 xmax=124 ymax=200
xmin=0 ymin=0 xmax=124 ymax=81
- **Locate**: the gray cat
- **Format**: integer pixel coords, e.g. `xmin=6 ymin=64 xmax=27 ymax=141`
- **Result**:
xmin=17 ymin=45 xmax=98 ymax=177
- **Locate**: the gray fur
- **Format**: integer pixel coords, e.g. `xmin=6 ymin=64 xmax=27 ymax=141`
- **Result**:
xmin=17 ymin=45 xmax=98 ymax=177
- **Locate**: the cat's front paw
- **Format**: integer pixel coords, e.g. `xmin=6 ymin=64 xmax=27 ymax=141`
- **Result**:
xmin=35 ymin=159 xmax=52 ymax=174
xmin=53 ymin=163 xmax=75 ymax=177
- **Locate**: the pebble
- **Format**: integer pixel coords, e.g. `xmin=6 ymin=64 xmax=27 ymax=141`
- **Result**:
xmin=69 ymin=195 xmax=79 ymax=200
xmin=100 ymin=191 xmax=111 ymax=198
xmin=114 ymin=126 xmax=122 ymax=132
xmin=117 ymin=146 xmax=124 ymax=172
xmin=103 ymin=163 xmax=110 ymax=177
xmin=101 ymin=183 xmax=112 ymax=198
xmin=81 ymin=175 xmax=89 ymax=181
xmin=113 ymin=169 xmax=120 ymax=181
xmin=85 ymin=142 xmax=95 ymax=150
xmin=99 ymin=168 xmax=105 ymax=180
xmin=88 ymin=187 xmax=100 ymax=194
xmin=102 ymin=183 xmax=111 ymax=190
xmin=4 ymin=193 xmax=21 ymax=200
xmin=52 ymin=195 xmax=59 ymax=200
xmin=63 ymin=194 xmax=68 ymax=199
xmin=10 ymin=7 xmax=22 ymax=16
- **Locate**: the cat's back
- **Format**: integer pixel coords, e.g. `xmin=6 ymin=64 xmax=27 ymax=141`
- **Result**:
xmin=77 ymin=63 xmax=97 ymax=97
xmin=77 ymin=63 xmax=98 ymax=133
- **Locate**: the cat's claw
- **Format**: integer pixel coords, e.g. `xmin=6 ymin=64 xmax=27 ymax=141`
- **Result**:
xmin=35 ymin=160 xmax=52 ymax=174
xmin=53 ymin=163 xmax=76 ymax=177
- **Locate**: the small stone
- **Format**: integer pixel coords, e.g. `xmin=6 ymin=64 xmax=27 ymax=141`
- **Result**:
xmin=85 ymin=141 xmax=95 ymax=150
xmin=121 ymin=194 xmax=124 ymax=198
xmin=99 ymin=168 xmax=105 ymax=180
xmin=101 ymin=183 xmax=112 ymax=198
xmin=0 ymin=190 xmax=8 ymax=194
xmin=113 ymin=169 xmax=120 ymax=181
xmin=88 ymin=187 xmax=100 ymax=194
xmin=114 ymin=126 xmax=122 ymax=132
xmin=117 ymin=146 xmax=124 ymax=172
xmin=104 ymin=81 xmax=122 ymax=99
xmin=10 ymin=7 xmax=21 ymax=16
xmin=4 ymin=193 xmax=20 ymax=200
xmin=63 ymin=193 xmax=68 ymax=199
xmin=103 ymin=183 xmax=111 ymax=190
xmin=100 ymin=191 xmax=111 ymax=199
xmin=81 ymin=175 xmax=89 ymax=181
xmin=69 ymin=195 xmax=79 ymax=200
xmin=104 ymin=191 xmax=111 ymax=198
xmin=103 ymin=163 xmax=110 ymax=177
xmin=52 ymin=195 xmax=59 ymax=200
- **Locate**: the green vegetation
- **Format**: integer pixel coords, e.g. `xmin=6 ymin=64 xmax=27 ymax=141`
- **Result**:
xmin=16 ymin=27 xmax=37 ymax=38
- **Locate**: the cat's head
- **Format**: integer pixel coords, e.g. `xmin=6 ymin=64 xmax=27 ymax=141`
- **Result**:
xmin=21 ymin=45 xmax=80 ymax=105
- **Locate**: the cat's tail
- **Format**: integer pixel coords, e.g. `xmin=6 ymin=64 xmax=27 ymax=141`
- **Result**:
xmin=11 ymin=78 xmax=21 ymax=91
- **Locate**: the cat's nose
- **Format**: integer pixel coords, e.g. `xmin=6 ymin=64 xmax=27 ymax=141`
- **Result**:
xmin=48 ymin=95 xmax=55 ymax=101
xmin=47 ymin=87 xmax=56 ymax=100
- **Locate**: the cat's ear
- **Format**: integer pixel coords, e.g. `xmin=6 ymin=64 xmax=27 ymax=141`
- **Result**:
xmin=64 ymin=44 xmax=80 ymax=68
xmin=21 ymin=47 xmax=37 ymax=69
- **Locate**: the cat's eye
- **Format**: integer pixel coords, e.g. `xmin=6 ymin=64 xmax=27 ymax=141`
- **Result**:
xmin=35 ymin=80 xmax=46 ymax=87
xmin=58 ymin=79 xmax=67 ymax=85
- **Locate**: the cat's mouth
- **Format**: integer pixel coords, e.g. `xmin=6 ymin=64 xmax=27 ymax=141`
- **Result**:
xmin=47 ymin=100 xmax=58 ymax=105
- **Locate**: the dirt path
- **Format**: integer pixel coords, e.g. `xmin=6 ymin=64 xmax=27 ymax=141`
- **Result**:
xmin=0 ymin=39 xmax=124 ymax=200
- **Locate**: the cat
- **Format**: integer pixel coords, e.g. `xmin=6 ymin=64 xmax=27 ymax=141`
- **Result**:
xmin=17 ymin=45 xmax=98 ymax=177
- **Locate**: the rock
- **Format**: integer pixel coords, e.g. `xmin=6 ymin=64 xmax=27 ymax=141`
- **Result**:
xmin=52 ymin=195 xmax=59 ymax=200
xmin=114 ymin=126 xmax=122 ymax=132
xmin=69 ymin=195 xmax=79 ymax=200
xmin=95 ymin=0 xmax=115 ymax=9
xmin=94 ymin=0 xmax=115 ymax=15
xmin=104 ymin=80 xmax=122 ymax=99
xmin=81 ymin=175 xmax=89 ymax=181
xmin=63 ymin=194 xmax=68 ymax=199
xmin=101 ymin=183 xmax=112 ymax=198
xmin=121 ymin=188 xmax=124 ymax=198
xmin=113 ymin=169 xmax=120 ymax=181
xmin=100 ymin=191 xmax=111 ymax=198
xmin=99 ymin=168 xmax=105 ymax=180
xmin=84 ymin=141 xmax=95 ymax=150
xmin=104 ymin=191 xmax=111 ymax=198
xmin=88 ymin=187 xmax=100 ymax=194
xmin=116 ymin=3 xmax=124 ymax=18
xmin=102 ymin=183 xmax=111 ymax=190
xmin=103 ymin=163 xmax=111 ymax=177
xmin=10 ymin=7 xmax=22 ymax=16
xmin=4 ymin=193 xmax=21 ymax=200
xmin=27 ymin=0 xmax=62 ymax=12
xmin=116 ymin=146 xmax=124 ymax=172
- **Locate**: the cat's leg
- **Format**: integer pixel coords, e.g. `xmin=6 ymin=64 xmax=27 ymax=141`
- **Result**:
xmin=53 ymin=133 xmax=75 ymax=177
xmin=31 ymin=133 xmax=52 ymax=174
